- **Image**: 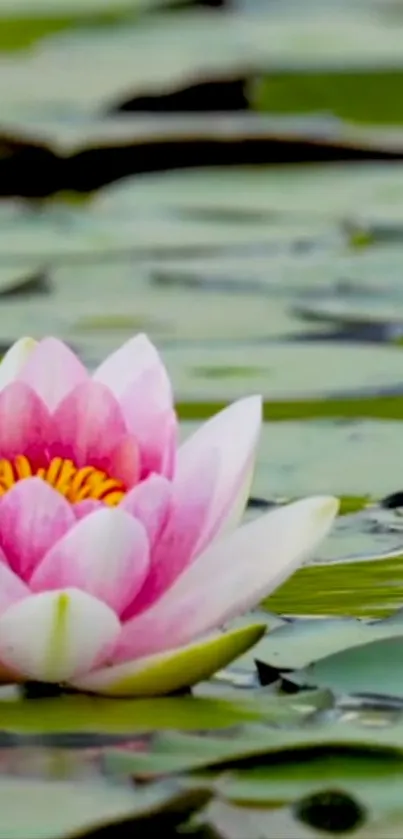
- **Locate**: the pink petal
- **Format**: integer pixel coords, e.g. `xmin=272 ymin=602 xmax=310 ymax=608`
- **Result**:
xmin=0 ymin=383 xmax=50 ymax=464
xmin=93 ymin=333 xmax=171 ymax=402
xmin=121 ymin=449 xmax=218 ymax=620
xmin=17 ymin=338 xmax=88 ymax=411
xmin=120 ymin=474 xmax=171 ymax=546
xmin=0 ymin=478 xmax=75 ymax=581
xmin=74 ymin=499 xmax=103 ymax=520
xmin=177 ymin=396 xmax=262 ymax=556
xmin=31 ymin=508 xmax=150 ymax=616
xmin=50 ymin=381 xmax=127 ymax=470
xmin=119 ymin=371 xmax=177 ymax=480
xmin=115 ymin=496 xmax=339 ymax=661
xmin=93 ymin=334 xmax=176 ymax=480
xmin=0 ymin=557 xmax=30 ymax=616
xmin=106 ymin=434 xmax=140 ymax=489
xmin=161 ymin=413 xmax=177 ymax=480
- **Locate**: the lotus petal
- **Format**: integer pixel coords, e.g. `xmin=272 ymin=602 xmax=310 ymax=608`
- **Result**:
xmin=50 ymin=381 xmax=127 ymax=470
xmin=177 ymin=396 xmax=262 ymax=556
xmin=115 ymin=496 xmax=339 ymax=661
xmin=120 ymin=474 xmax=171 ymax=546
xmin=0 ymin=589 xmax=120 ymax=682
xmin=18 ymin=338 xmax=88 ymax=410
xmin=0 ymin=478 xmax=75 ymax=581
xmin=93 ymin=333 xmax=171 ymax=402
xmin=0 ymin=383 xmax=50 ymax=464
xmin=0 ymin=338 xmax=37 ymax=391
xmin=0 ymin=559 xmax=29 ymax=616
xmin=31 ymin=508 xmax=149 ymax=616
xmin=72 ymin=622 xmax=265 ymax=696
xmin=122 ymin=449 xmax=218 ymax=618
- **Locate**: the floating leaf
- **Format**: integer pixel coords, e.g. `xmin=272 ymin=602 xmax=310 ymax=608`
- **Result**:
xmin=0 ymin=777 xmax=210 ymax=839
xmin=104 ymin=720 xmax=403 ymax=779
xmin=0 ymin=692 xmax=267 ymax=736
xmin=160 ymin=342 xmax=403 ymax=403
xmin=265 ymin=548 xmax=403 ymax=618
xmin=294 ymin=635 xmax=403 ymax=696
xmin=243 ymin=611 xmax=403 ymax=671
xmin=215 ymin=754 xmax=403 ymax=818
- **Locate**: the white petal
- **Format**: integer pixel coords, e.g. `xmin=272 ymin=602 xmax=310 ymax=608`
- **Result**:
xmin=93 ymin=333 xmax=171 ymax=401
xmin=0 ymin=338 xmax=37 ymax=391
xmin=114 ymin=496 xmax=339 ymax=661
xmin=17 ymin=337 xmax=88 ymax=410
xmin=177 ymin=396 xmax=262 ymax=556
xmin=0 ymin=589 xmax=120 ymax=682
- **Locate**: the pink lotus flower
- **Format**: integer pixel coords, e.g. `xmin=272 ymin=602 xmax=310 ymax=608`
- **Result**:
xmin=0 ymin=335 xmax=338 ymax=696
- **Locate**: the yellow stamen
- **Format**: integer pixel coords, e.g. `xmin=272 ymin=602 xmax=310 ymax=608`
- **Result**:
xmin=0 ymin=459 xmax=16 ymax=489
xmin=14 ymin=455 xmax=33 ymax=480
xmin=0 ymin=455 xmax=126 ymax=506
xmin=70 ymin=466 xmax=98 ymax=496
xmin=45 ymin=458 xmax=62 ymax=486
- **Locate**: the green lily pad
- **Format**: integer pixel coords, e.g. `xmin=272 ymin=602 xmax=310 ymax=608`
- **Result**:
xmin=292 ymin=298 xmax=403 ymax=332
xmin=0 ymin=693 xmax=266 ymax=734
xmin=294 ymin=634 xmax=403 ymax=696
xmin=0 ymin=204 xmax=337 ymax=263
xmin=0 ymin=777 xmax=210 ymax=839
xmin=104 ymin=720 xmax=403 ymax=779
xmin=183 ymin=420 xmax=403 ymax=505
xmin=239 ymin=611 xmax=403 ymax=671
xmin=0 ymin=0 xmax=162 ymax=16
xmin=254 ymin=69 xmax=403 ymax=125
xmin=266 ymin=548 xmax=403 ymax=618
xmin=0 ymin=0 xmax=169 ymax=51
xmin=215 ymin=754 xmax=403 ymax=818
xmin=5 ymin=8 xmax=403 ymax=113
xmin=94 ymin=163 xmax=403 ymax=227
xmin=160 ymin=342 xmax=403 ymax=403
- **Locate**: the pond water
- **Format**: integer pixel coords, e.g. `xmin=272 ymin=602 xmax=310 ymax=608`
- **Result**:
xmin=4 ymin=1 xmax=403 ymax=836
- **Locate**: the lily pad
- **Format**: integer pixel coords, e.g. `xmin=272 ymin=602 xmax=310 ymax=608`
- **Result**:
xmin=4 ymin=8 xmax=403 ymax=113
xmin=0 ymin=777 xmax=210 ymax=839
xmin=0 ymin=692 xmax=269 ymax=735
xmin=266 ymin=547 xmax=403 ymax=618
xmin=104 ymin=720 xmax=403 ymax=779
xmin=0 ymin=0 xmax=163 ymax=16
xmin=71 ymin=289 xmax=331 ymax=345
xmin=94 ymin=163 xmax=403 ymax=226
xmin=183 ymin=420 xmax=403 ymax=503
xmin=294 ymin=635 xmax=403 ymax=696
xmin=0 ymin=205 xmax=338 ymax=263
xmin=0 ymin=0 xmax=169 ymax=52
xmin=254 ymin=68 xmax=403 ymax=125
xmin=160 ymin=341 xmax=403 ymax=403
xmin=215 ymin=754 xmax=403 ymax=818
xmin=292 ymin=297 xmax=403 ymax=337
xmin=240 ymin=611 xmax=403 ymax=671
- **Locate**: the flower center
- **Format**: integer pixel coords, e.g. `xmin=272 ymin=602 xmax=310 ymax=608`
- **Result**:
xmin=0 ymin=456 xmax=125 ymax=506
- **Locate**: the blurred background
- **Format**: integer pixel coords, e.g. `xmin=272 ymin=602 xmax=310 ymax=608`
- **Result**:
xmin=5 ymin=0 xmax=403 ymax=593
